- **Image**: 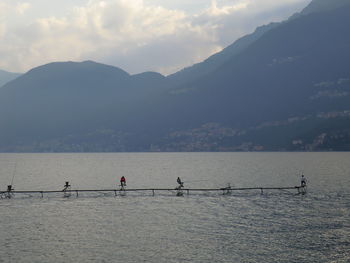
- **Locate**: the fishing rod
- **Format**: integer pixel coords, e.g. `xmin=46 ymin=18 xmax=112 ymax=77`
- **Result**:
xmin=1 ymin=162 xmax=17 ymax=198
xmin=10 ymin=162 xmax=17 ymax=186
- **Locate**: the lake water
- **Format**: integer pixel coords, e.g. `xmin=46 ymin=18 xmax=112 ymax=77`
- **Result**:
xmin=0 ymin=153 xmax=349 ymax=262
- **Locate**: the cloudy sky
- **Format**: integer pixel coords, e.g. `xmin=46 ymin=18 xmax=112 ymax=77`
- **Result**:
xmin=0 ymin=0 xmax=311 ymax=75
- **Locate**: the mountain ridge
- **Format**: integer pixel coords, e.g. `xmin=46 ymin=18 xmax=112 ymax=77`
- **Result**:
xmin=0 ymin=69 xmax=21 ymax=88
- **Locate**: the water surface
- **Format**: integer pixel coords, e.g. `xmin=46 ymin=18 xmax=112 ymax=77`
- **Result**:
xmin=0 ymin=153 xmax=349 ymax=262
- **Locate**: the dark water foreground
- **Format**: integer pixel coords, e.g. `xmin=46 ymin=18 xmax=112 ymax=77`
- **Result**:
xmin=0 ymin=153 xmax=349 ymax=262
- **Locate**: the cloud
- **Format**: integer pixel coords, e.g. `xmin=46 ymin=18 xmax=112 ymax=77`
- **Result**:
xmin=75 ymin=0 xmax=222 ymax=74
xmin=16 ymin=2 xmax=31 ymax=15
xmin=0 ymin=2 xmax=10 ymax=15
xmin=206 ymin=0 xmax=249 ymax=16
xmin=0 ymin=2 xmax=10 ymax=23
xmin=0 ymin=0 xmax=310 ymax=74
xmin=0 ymin=1 xmax=31 ymax=17
xmin=0 ymin=1 xmax=31 ymax=38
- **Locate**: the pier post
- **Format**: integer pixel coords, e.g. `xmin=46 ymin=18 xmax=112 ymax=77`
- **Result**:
xmin=260 ymin=188 xmax=263 ymax=195
xmin=187 ymin=189 xmax=189 ymax=195
xmin=76 ymin=190 xmax=79 ymax=197
xmin=41 ymin=191 xmax=43 ymax=198
xmin=152 ymin=189 xmax=155 ymax=196
xmin=114 ymin=190 xmax=117 ymax=196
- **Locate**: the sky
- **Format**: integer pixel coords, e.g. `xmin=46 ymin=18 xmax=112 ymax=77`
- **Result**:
xmin=0 ymin=0 xmax=311 ymax=75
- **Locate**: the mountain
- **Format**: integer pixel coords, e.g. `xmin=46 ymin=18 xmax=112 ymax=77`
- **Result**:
xmin=102 ymin=0 xmax=350 ymax=151
xmin=167 ymin=22 xmax=279 ymax=87
xmin=149 ymin=0 xmax=350 ymax=151
xmin=0 ymin=61 xmax=165 ymax=151
xmin=300 ymin=0 xmax=350 ymax=15
xmin=0 ymin=69 xmax=21 ymax=87
xmin=0 ymin=0 xmax=350 ymax=152
xmin=179 ymin=4 xmax=350 ymax=122
xmin=167 ymin=0 xmax=349 ymax=88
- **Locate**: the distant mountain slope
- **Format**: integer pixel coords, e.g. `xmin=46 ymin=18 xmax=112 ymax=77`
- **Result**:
xmin=301 ymin=0 xmax=349 ymax=15
xmin=160 ymin=4 xmax=350 ymax=126
xmin=131 ymin=71 xmax=166 ymax=91
xmin=0 ymin=61 xmax=165 ymax=149
xmin=142 ymin=2 xmax=350 ymax=151
xmin=0 ymin=70 xmax=21 ymax=87
xmin=167 ymin=0 xmax=349 ymax=88
xmin=167 ymin=22 xmax=279 ymax=87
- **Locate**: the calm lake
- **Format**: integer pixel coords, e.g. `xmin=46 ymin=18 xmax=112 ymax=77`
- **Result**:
xmin=0 ymin=152 xmax=349 ymax=262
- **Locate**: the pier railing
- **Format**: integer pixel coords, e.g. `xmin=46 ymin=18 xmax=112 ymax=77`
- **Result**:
xmin=1 ymin=185 xmax=307 ymax=198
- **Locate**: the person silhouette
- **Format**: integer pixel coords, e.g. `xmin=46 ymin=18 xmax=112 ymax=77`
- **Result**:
xmin=301 ymin=174 xmax=307 ymax=187
xmin=120 ymin=176 xmax=126 ymax=187
xmin=63 ymin=181 xmax=71 ymax=191
xmin=177 ymin=177 xmax=184 ymax=188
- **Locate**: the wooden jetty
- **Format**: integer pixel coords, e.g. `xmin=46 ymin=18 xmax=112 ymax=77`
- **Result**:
xmin=1 ymin=185 xmax=307 ymax=198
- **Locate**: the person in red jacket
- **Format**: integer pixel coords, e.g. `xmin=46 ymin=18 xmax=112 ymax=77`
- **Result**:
xmin=120 ymin=176 xmax=126 ymax=187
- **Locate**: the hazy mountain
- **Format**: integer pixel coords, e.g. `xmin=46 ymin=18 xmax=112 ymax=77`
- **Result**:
xmin=0 ymin=61 xmax=165 ymax=150
xmin=166 ymin=0 xmax=347 ymax=88
xmin=168 ymin=0 xmax=350 ymax=87
xmin=131 ymin=71 xmax=166 ymax=91
xmin=300 ymin=0 xmax=350 ymax=15
xmin=0 ymin=69 xmax=21 ymax=87
xmin=0 ymin=0 xmax=350 ymax=152
xmin=164 ymin=3 xmax=350 ymax=119
xmin=148 ymin=0 xmax=350 ymax=150
xmin=167 ymin=22 xmax=279 ymax=87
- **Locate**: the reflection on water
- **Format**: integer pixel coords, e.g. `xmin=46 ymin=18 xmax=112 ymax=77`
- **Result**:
xmin=0 ymin=153 xmax=349 ymax=262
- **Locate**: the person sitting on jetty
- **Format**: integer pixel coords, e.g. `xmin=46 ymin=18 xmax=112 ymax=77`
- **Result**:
xmin=177 ymin=177 xmax=184 ymax=188
xmin=175 ymin=177 xmax=184 ymax=196
xmin=301 ymin=174 xmax=307 ymax=187
xmin=62 ymin=181 xmax=72 ymax=197
xmin=63 ymin=181 xmax=71 ymax=191
xmin=4 ymin=185 xmax=14 ymax=198
xmin=120 ymin=176 xmax=126 ymax=187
